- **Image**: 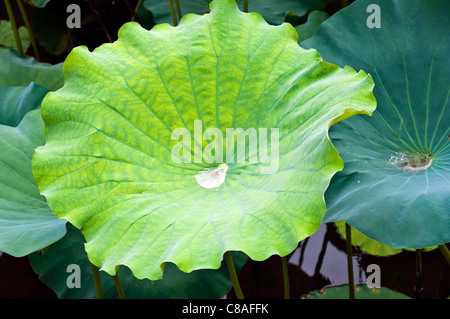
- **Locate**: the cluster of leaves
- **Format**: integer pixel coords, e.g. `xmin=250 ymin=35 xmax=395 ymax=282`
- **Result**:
xmin=0 ymin=0 xmax=448 ymax=299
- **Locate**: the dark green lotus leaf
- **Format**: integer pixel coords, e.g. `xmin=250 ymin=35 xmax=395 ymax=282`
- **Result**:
xmin=0 ymin=49 xmax=64 ymax=91
xmin=0 ymin=48 xmax=65 ymax=256
xmin=294 ymin=10 xmax=329 ymax=43
xmin=141 ymin=0 xmax=326 ymax=25
xmin=0 ymin=82 xmax=49 ymax=126
xmin=304 ymin=285 xmax=411 ymax=299
xmin=30 ymin=223 xmax=247 ymax=299
xmin=30 ymin=3 xmax=71 ymax=56
xmin=32 ymin=0 xmax=375 ymax=280
xmin=302 ymin=0 xmax=450 ymax=249
xmin=0 ymin=109 xmax=66 ymax=257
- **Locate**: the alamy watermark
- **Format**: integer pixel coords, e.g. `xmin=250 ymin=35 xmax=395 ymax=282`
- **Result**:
xmin=366 ymin=4 xmax=381 ymax=28
xmin=366 ymin=263 xmax=381 ymax=288
xmin=66 ymin=4 xmax=81 ymax=29
xmin=66 ymin=264 xmax=81 ymax=288
xmin=171 ymin=120 xmax=280 ymax=174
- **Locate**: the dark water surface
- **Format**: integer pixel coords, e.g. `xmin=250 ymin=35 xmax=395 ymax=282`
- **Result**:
xmin=227 ymin=223 xmax=450 ymax=299
xmin=1 ymin=223 xmax=448 ymax=299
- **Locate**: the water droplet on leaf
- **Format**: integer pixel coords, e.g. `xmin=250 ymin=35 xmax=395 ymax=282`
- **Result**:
xmin=195 ymin=164 xmax=229 ymax=189
xmin=389 ymin=152 xmax=433 ymax=172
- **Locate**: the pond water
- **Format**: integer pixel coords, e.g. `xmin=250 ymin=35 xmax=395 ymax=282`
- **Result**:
xmin=0 ymin=223 xmax=448 ymax=299
xmin=227 ymin=223 xmax=450 ymax=299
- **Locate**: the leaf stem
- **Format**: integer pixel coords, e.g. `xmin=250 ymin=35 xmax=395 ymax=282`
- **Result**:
xmin=174 ymin=0 xmax=182 ymax=21
xmin=4 ymin=0 xmax=24 ymax=55
xmin=122 ymin=0 xmax=140 ymax=22
xmin=225 ymin=251 xmax=244 ymax=299
xmin=84 ymin=0 xmax=113 ymax=43
xmin=243 ymin=0 xmax=248 ymax=13
xmin=132 ymin=0 xmax=142 ymax=21
xmin=345 ymin=222 xmax=355 ymax=299
xmin=168 ymin=0 xmax=178 ymax=26
xmin=112 ymin=273 xmax=127 ymax=299
xmin=16 ymin=0 xmax=40 ymax=60
xmin=414 ymin=248 xmax=423 ymax=298
xmin=438 ymin=244 xmax=450 ymax=265
xmin=38 ymin=244 xmax=51 ymax=255
xmin=90 ymin=263 xmax=104 ymax=299
xmin=281 ymin=256 xmax=290 ymax=299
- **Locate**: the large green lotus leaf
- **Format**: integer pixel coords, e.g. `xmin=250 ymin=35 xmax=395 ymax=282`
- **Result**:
xmin=141 ymin=0 xmax=326 ymax=25
xmin=0 ymin=82 xmax=49 ymax=126
xmin=0 ymin=20 xmax=30 ymax=54
xmin=304 ymin=285 xmax=411 ymax=299
xmin=29 ymin=223 xmax=247 ymax=299
xmin=0 ymin=49 xmax=64 ymax=91
xmin=0 ymin=109 xmax=67 ymax=257
xmin=32 ymin=0 xmax=376 ymax=280
xmin=302 ymin=0 xmax=450 ymax=249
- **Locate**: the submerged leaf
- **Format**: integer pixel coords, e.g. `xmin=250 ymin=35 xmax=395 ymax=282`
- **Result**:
xmin=304 ymin=285 xmax=411 ymax=299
